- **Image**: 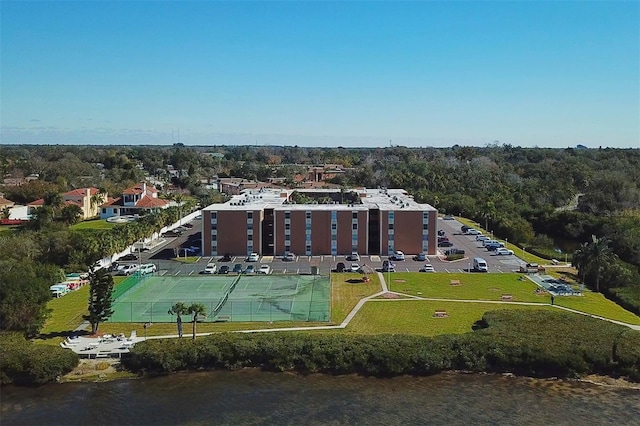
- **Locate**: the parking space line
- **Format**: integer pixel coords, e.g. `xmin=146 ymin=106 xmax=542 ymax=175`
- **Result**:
xmin=189 ymin=270 xmax=194 ymax=275
xmin=174 ymin=271 xmax=180 ymax=276
xmin=160 ymin=270 xmax=168 ymax=276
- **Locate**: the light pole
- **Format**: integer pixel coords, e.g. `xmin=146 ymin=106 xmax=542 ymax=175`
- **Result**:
xmin=522 ymin=246 xmax=526 ymax=258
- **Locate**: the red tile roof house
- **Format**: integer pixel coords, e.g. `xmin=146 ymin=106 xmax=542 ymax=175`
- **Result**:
xmin=100 ymin=182 xmax=169 ymax=219
xmin=27 ymin=187 xmax=106 ymax=219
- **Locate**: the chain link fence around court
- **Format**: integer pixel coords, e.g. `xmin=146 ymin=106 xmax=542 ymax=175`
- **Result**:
xmin=110 ymin=274 xmax=330 ymax=323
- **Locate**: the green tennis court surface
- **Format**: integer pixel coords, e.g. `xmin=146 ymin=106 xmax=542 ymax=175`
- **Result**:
xmin=111 ymin=274 xmax=330 ymax=323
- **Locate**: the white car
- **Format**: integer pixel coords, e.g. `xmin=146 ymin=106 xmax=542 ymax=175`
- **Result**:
xmin=118 ymin=264 xmax=139 ymax=276
xmin=347 ymin=252 xmax=360 ymax=261
xmin=391 ymin=250 xmax=405 ymax=261
xmin=246 ymin=253 xmax=260 ymax=262
xmin=419 ymin=264 xmax=435 ymax=272
xmin=139 ymin=263 xmax=157 ymax=275
xmin=258 ymin=264 xmax=271 ymax=274
xmin=203 ymin=263 xmax=217 ymax=274
xmin=350 ymin=263 xmax=361 ymax=272
xmin=495 ymin=248 xmax=515 ymax=256
xmin=466 ymin=229 xmax=482 ymax=235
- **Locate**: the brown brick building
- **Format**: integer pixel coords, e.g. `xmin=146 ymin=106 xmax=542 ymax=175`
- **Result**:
xmin=202 ymin=188 xmax=438 ymax=257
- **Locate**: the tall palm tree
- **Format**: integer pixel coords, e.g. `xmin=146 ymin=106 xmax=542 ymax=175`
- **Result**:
xmin=587 ymin=235 xmax=614 ymax=293
xmin=60 ymin=204 xmax=83 ymax=226
xmin=168 ymin=302 xmax=188 ymax=338
xmin=43 ymin=191 xmax=64 ymax=214
xmin=187 ymin=303 xmax=207 ymax=340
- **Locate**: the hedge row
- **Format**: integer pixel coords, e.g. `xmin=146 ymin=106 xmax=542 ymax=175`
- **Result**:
xmin=1 ymin=333 xmax=79 ymax=386
xmin=123 ymin=310 xmax=640 ymax=381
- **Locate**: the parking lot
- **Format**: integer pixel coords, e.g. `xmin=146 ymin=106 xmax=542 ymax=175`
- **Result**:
xmin=112 ymin=216 xmax=526 ymax=276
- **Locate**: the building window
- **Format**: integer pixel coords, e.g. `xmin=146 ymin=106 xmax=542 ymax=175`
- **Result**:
xmin=389 ymin=233 xmax=394 ymax=241
xmin=423 ymin=223 xmax=428 ymax=230
xmin=389 ymin=223 xmax=394 ymax=230
xmin=211 ymin=212 xmax=217 ymax=219
xmin=285 ymin=211 xmax=290 ymax=219
xmin=285 ymin=223 xmax=290 ymax=230
xmin=102 ymin=208 xmax=106 ymax=214
xmin=352 ymin=223 xmax=358 ymax=230
xmin=389 ymin=211 xmax=394 ymax=220
xmin=331 ymin=223 xmax=337 ymax=230
xmin=331 ymin=234 xmax=337 ymax=241
xmin=285 ymin=234 xmax=290 ymax=241
xmin=306 ymin=211 xmax=311 ymax=219
xmin=247 ymin=212 xmax=253 ymax=219
xmin=306 ymin=245 xmax=311 ymax=253
xmin=423 ymin=212 xmax=429 ymax=220
xmin=212 ymin=234 xmax=217 ymax=241
xmin=248 ymin=234 xmax=253 ymax=241
xmin=352 ymin=212 xmax=358 ymax=219
xmin=211 ymin=223 xmax=217 ymax=230
xmin=248 ymin=223 xmax=253 ymax=230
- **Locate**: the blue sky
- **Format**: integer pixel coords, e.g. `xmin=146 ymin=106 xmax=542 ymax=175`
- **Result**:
xmin=1 ymin=1 xmax=638 ymax=148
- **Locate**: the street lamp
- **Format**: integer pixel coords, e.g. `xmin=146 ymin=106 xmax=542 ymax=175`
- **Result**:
xmin=143 ymin=322 xmax=152 ymax=340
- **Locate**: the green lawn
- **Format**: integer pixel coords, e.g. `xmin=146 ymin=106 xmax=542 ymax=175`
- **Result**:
xmin=331 ymin=272 xmax=382 ymax=323
xmin=70 ymin=219 xmax=117 ymax=231
xmin=173 ymin=256 xmax=201 ymax=263
xmin=343 ymin=300 xmax=553 ymax=336
xmin=555 ymin=290 xmax=640 ymax=325
xmin=388 ymin=272 xmax=547 ymax=303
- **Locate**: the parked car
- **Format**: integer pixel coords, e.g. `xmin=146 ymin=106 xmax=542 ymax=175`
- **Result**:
xmin=444 ymin=214 xmax=454 ymax=220
xmin=476 ymin=235 xmax=490 ymax=242
xmin=219 ymin=253 xmax=233 ymax=262
xmin=202 ymin=263 xmax=217 ymax=274
xmin=244 ymin=265 xmax=255 ymax=274
xmin=218 ymin=265 xmax=230 ymax=274
xmin=258 ymin=264 xmax=271 ymax=274
xmin=382 ymin=260 xmax=395 ymax=272
xmin=495 ymin=248 xmax=514 ymax=256
xmin=139 ymin=263 xmax=157 ymax=275
xmin=486 ymin=242 xmax=505 ymax=251
xmin=473 ymin=257 xmax=489 ymax=272
xmin=246 ymin=253 xmax=259 ymax=262
xmin=482 ymin=239 xmax=498 ymax=247
xmin=461 ymin=225 xmax=471 ymax=233
xmin=413 ymin=252 xmax=427 ymax=261
xmin=232 ymin=264 xmax=243 ymax=273
xmin=445 ymin=248 xmax=465 ymax=256
xmin=347 ymin=252 xmax=360 ymax=261
xmin=118 ymin=264 xmax=139 ymax=276
xmin=438 ymin=241 xmax=454 ymax=247
xmin=335 ymin=262 xmax=346 ymax=272
xmin=183 ymin=223 xmax=194 ymax=229
xmin=120 ymin=253 xmax=139 ymax=261
xmin=350 ymin=263 xmax=361 ymax=272
xmin=437 ymin=229 xmax=446 ymax=237
xmin=466 ymin=229 xmax=482 ymax=235
xmin=282 ymin=253 xmax=296 ymax=261
xmin=390 ymin=250 xmax=405 ymax=261
xmin=419 ymin=264 xmax=435 ymax=272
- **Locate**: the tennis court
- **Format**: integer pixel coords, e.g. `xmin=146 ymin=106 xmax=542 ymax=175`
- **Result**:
xmin=111 ymin=274 xmax=330 ymax=323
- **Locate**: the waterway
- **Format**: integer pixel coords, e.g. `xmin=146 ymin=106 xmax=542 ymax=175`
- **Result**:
xmin=2 ymin=371 xmax=640 ymax=425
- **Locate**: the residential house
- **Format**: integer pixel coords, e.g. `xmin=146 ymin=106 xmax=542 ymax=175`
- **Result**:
xmin=100 ymin=182 xmax=169 ymax=219
xmin=27 ymin=187 xmax=106 ymax=219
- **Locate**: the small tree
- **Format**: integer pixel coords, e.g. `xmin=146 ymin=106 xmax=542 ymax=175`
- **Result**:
xmin=168 ymin=302 xmax=188 ymax=338
xmin=187 ymin=303 xmax=207 ymax=340
xmin=83 ymin=267 xmax=114 ymax=335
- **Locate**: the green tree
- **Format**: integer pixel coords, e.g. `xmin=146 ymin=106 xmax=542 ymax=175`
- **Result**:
xmin=187 ymin=303 xmax=207 ymax=340
xmin=59 ymin=204 xmax=83 ymax=225
xmin=167 ymin=302 xmax=188 ymax=338
xmin=573 ymin=235 xmax=615 ymax=293
xmin=83 ymin=267 xmax=114 ymax=334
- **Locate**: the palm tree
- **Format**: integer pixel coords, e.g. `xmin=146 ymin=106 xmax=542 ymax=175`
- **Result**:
xmin=187 ymin=303 xmax=207 ymax=340
xmin=90 ymin=188 xmax=107 ymax=217
xmin=43 ymin=191 xmax=64 ymax=214
xmin=168 ymin=302 xmax=188 ymax=338
xmin=573 ymin=235 xmax=614 ymax=293
xmin=587 ymin=235 xmax=614 ymax=293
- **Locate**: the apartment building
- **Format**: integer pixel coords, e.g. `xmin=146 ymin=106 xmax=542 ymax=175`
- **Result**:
xmin=201 ymin=188 xmax=438 ymax=257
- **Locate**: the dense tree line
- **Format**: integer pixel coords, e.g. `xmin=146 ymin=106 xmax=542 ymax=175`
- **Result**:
xmin=123 ymin=310 xmax=640 ymax=381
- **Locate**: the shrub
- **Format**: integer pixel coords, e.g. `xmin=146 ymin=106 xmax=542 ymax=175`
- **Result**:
xmin=0 ymin=333 xmax=79 ymax=385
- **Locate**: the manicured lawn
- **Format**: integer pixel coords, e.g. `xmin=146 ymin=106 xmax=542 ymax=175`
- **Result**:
xmin=70 ymin=219 xmax=117 ymax=231
xmin=41 ymin=276 xmax=128 ymax=335
xmin=331 ymin=272 xmax=382 ymax=323
xmin=173 ymin=256 xmax=201 ymax=263
xmin=344 ymin=300 xmax=553 ymax=336
xmin=388 ymin=272 xmax=546 ymax=303
xmin=554 ymin=290 xmax=640 ymax=325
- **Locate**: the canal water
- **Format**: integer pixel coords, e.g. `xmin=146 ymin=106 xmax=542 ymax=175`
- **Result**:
xmin=2 ymin=371 xmax=639 ymax=425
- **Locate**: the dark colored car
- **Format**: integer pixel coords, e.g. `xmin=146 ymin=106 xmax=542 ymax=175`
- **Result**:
xmin=437 ymin=230 xmax=446 ymax=236
xmin=232 ymin=264 xmax=243 ymax=273
xmin=438 ymin=241 xmax=454 ymax=247
xmin=218 ymin=265 xmax=230 ymax=274
xmin=445 ymin=248 xmax=465 ymax=255
xmin=413 ymin=252 xmax=427 ymax=261
xmin=120 ymin=253 xmax=139 ymax=261
xmin=461 ymin=225 xmax=471 ymax=233
xmin=219 ymin=253 xmax=233 ymax=262
xmin=336 ymin=262 xmax=346 ymax=272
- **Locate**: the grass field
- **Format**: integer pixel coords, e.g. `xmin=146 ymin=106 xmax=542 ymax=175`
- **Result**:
xmin=554 ymin=290 xmax=640 ymax=325
xmin=70 ymin=219 xmax=117 ymax=231
xmin=331 ymin=272 xmax=382 ymax=323
xmin=343 ymin=300 xmax=553 ymax=336
xmin=388 ymin=272 xmax=547 ymax=303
